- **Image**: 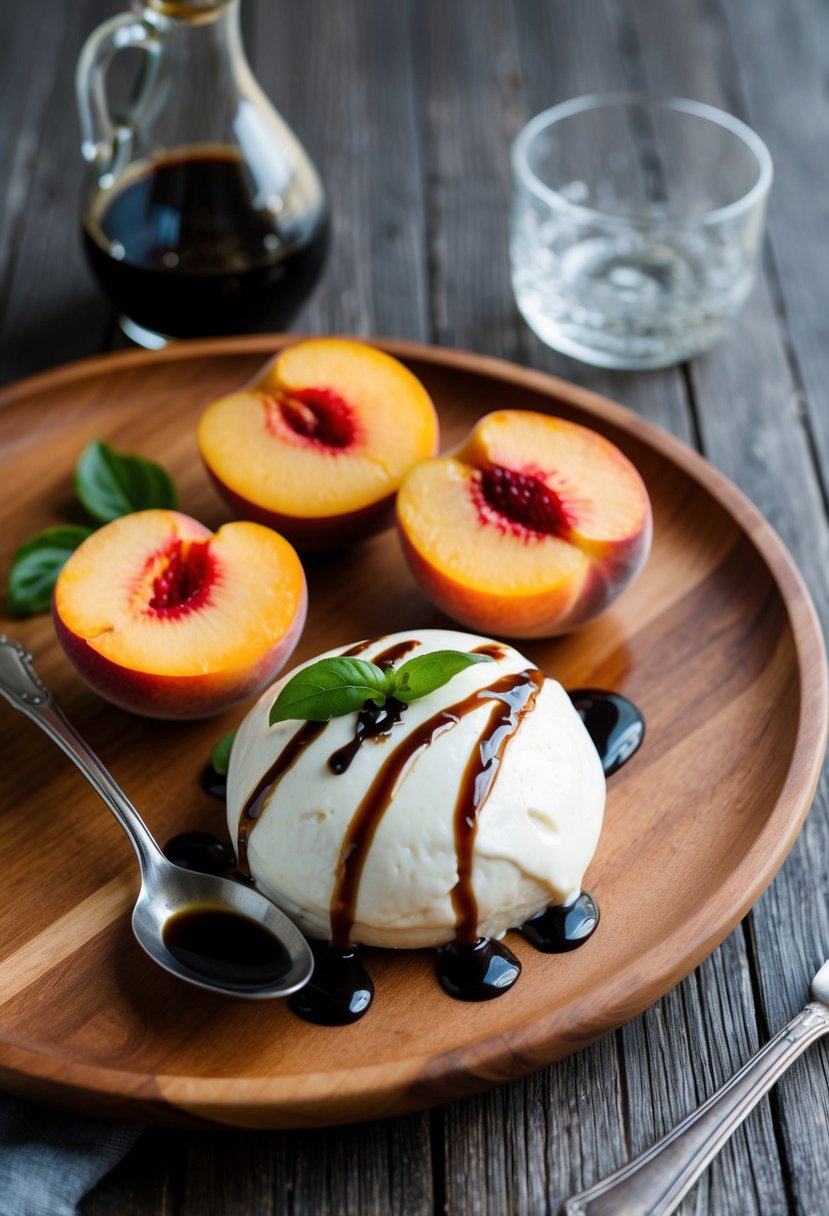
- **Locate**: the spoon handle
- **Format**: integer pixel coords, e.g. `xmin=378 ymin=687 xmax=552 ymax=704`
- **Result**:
xmin=0 ymin=635 xmax=164 ymax=873
xmin=562 ymin=1000 xmax=829 ymax=1216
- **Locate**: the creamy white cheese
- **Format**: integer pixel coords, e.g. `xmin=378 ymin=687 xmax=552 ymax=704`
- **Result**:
xmin=227 ymin=629 xmax=605 ymax=948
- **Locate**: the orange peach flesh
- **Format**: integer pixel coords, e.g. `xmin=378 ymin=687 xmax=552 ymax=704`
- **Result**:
xmin=53 ymin=510 xmax=307 ymax=717
xmin=397 ymin=411 xmax=652 ymax=638
xmin=198 ymin=339 xmax=439 ymax=541
xmin=457 ymin=410 xmax=650 ymax=555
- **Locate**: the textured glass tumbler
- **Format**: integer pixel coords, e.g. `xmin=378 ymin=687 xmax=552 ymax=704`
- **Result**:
xmin=511 ymin=95 xmax=772 ymax=370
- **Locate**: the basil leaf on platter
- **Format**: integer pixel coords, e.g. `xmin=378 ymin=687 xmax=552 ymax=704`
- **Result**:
xmin=211 ymin=729 xmax=237 ymax=776
xmin=6 ymin=525 xmax=93 ymax=617
xmin=74 ymin=439 xmax=178 ymax=525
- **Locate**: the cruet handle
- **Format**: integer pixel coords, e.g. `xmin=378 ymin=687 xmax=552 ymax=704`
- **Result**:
xmin=75 ymin=11 xmax=158 ymax=175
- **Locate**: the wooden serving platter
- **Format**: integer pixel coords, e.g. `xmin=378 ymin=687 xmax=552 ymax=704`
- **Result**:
xmin=0 ymin=337 xmax=824 ymax=1129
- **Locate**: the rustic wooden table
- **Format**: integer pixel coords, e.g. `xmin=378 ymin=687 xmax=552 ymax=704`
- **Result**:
xmin=2 ymin=1 xmax=828 ymax=1212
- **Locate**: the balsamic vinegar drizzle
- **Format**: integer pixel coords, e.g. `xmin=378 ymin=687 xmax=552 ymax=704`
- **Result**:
xmin=449 ymin=670 xmax=543 ymax=946
xmin=327 ymin=698 xmax=406 ymax=775
xmin=237 ymin=639 xmax=419 ymax=862
xmin=340 ymin=637 xmax=382 ymax=657
xmin=568 ymin=688 xmax=645 ymax=776
xmin=186 ymin=641 xmax=645 ymax=1023
xmin=372 ymin=639 xmax=419 ymax=666
xmin=329 ymin=668 xmax=543 ymax=952
xmin=433 ymin=669 xmax=542 ymax=1000
xmin=469 ymin=642 xmax=508 ymax=660
xmin=327 ymin=640 xmax=423 ymax=774
xmin=237 ymin=719 xmax=326 ymax=873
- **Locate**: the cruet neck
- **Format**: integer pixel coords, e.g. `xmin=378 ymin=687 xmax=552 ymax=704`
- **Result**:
xmin=143 ymin=0 xmax=241 ymax=34
xmin=141 ymin=0 xmax=245 ymax=74
xmin=142 ymin=0 xmax=235 ymax=22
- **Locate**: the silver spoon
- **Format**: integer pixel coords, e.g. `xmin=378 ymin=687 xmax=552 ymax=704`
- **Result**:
xmin=0 ymin=635 xmax=313 ymax=999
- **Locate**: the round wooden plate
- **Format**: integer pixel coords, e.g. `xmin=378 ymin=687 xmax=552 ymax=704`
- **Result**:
xmin=0 ymin=336 xmax=824 ymax=1129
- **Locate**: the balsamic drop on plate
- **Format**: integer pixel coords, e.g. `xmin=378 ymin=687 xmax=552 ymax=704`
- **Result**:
xmin=288 ymin=940 xmax=374 ymax=1025
xmin=569 ymin=689 xmax=645 ymax=776
xmin=436 ymin=938 xmax=521 ymax=1001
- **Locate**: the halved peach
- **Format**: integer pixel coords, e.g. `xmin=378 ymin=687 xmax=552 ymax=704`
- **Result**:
xmin=198 ymin=338 xmax=439 ymax=550
xmin=396 ymin=410 xmax=652 ymax=638
xmin=53 ymin=510 xmax=307 ymax=718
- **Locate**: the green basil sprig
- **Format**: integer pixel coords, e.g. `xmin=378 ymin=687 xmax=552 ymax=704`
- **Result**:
xmin=6 ymin=439 xmax=178 ymax=617
xmin=75 ymin=440 xmax=177 ymax=524
xmin=269 ymin=650 xmax=493 ymax=725
xmin=211 ymin=729 xmax=237 ymax=776
xmin=6 ymin=525 xmax=94 ymax=617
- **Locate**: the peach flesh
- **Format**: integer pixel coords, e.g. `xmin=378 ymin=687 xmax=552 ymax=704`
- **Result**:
xmin=198 ymin=338 xmax=439 ymax=550
xmin=53 ymin=511 xmax=307 ymax=719
xmin=396 ymin=411 xmax=652 ymax=638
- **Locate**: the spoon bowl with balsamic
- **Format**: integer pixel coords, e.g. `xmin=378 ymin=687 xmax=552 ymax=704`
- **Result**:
xmin=0 ymin=636 xmax=313 ymax=1000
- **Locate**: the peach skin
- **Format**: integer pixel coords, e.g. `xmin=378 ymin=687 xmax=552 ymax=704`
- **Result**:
xmin=198 ymin=338 xmax=439 ymax=550
xmin=396 ymin=410 xmax=652 ymax=638
xmin=53 ymin=510 xmax=307 ymax=718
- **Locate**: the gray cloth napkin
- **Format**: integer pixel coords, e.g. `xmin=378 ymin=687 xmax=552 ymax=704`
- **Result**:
xmin=0 ymin=1096 xmax=141 ymax=1216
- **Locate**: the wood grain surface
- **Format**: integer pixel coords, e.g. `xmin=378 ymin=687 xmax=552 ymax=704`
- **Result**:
xmin=2 ymin=0 xmax=829 ymax=1211
xmin=0 ymin=336 xmax=823 ymax=1131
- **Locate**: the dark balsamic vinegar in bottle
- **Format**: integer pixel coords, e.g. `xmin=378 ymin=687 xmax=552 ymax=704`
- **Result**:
xmin=77 ymin=0 xmax=328 ymax=344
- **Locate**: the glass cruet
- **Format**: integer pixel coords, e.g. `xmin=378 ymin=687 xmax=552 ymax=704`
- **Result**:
xmin=76 ymin=0 xmax=328 ymax=346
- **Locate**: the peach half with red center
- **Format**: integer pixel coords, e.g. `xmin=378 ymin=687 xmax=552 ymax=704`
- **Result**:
xmin=396 ymin=410 xmax=652 ymax=638
xmin=197 ymin=338 xmax=439 ymax=550
xmin=53 ymin=510 xmax=307 ymax=719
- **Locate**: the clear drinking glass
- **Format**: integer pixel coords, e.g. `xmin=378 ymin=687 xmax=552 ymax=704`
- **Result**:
xmin=511 ymin=94 xmax=772 ymax=370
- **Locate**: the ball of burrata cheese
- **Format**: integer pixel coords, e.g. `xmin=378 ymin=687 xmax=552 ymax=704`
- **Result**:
xmin=226 ymin=629 xmax=605 ymax=949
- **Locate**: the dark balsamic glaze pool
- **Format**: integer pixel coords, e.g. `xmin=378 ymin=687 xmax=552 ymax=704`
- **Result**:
xmin=568 ymin=689 xmax=646 ymax=778
xmin=178 ymin=640 xmax=645 ymax=1024
xmin=162 ymin=905 xmax=290 ymax=988
xmin=287 ymin=938 xmax=374 ymax=1025
xmin=201 ymin=764 xmax=228 ymax=803
xmin=164 ymin=830 xmax=235 ymax=875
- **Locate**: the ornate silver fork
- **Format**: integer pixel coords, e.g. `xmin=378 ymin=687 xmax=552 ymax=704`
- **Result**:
xmin=564 ymin=959 xmax=829 ymax=1215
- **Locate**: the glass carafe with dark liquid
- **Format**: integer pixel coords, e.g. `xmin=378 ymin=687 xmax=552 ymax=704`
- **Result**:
xmin=76 ymin=0 xmax=328 ymax=345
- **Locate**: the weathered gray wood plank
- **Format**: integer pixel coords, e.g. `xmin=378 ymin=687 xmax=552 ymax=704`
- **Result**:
xmin=441 ymin=1036 xmax=628 ymax=1216
xmin=251 ymin=0 xmax=429 ymax=343
xmin=80 ymin=1127 xmax=180 ymax=1216
xmin=414 ymin=0 xmax=524 ymax=360
xmin=620 ymin=2 xmax=829 ymax=1213
xmin=722 ymin=0 xmax=829 ymax=505
xmin=169 ymin=1117 xmax=433 ymax=1216
xmin=0 ymin=0 xmax=115 ymax=384
xmin=0 ymin=1 xmax=70 ymax=349
xmin=508 ymin=4 xmax=802 ymax=1212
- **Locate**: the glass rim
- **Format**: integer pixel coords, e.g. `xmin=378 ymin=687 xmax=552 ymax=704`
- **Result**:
xmin=512 ymin=92 xmax=773 ymax=228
